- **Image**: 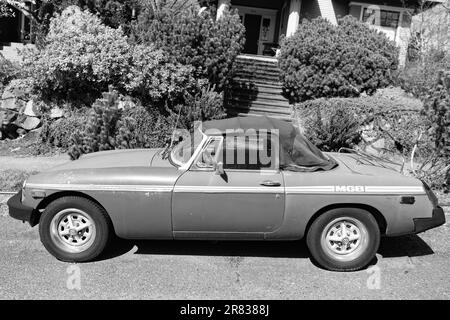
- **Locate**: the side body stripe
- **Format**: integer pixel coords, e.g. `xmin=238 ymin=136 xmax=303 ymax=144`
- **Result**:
xmin=26 ymin=183 xmax=425 ymax=195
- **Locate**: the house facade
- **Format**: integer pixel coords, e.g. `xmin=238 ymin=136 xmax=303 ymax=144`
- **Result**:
xmin=1 ymin=0 xmax=442 ymax=63
xmin=213 ymin=0 xmax=437 ymax=65
xmin=0 ymin=2 xmax=34 ymax=44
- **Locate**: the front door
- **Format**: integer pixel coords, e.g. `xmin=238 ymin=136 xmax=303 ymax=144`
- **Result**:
xmin=243 ymin=14 xmax=261 ymax=54
xmin=172 ymin=133 xmax=285 ymax=239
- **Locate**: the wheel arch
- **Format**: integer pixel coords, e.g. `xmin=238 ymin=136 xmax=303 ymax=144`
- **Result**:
xmin=305 ymin=203 xmax=387 ymax=236
xmin=35 ymin=191 xmax=116 ymax=233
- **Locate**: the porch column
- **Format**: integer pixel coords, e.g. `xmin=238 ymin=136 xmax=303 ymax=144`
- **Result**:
xmin=217 ymin=0 xmax=231 ymax=20
xmin=317 ymin=0 xmax=338 ymax=25
xmin=286 ymin=0 xmax=302 ymax=37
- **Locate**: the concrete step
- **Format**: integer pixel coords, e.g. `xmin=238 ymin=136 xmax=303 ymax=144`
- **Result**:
xmin=233 ymin=74 xmax=280 ymax=83
xmin=230 ymin=79 xmax=283 ymax=94
xmin=229 ymin=105 xmax=291 ymax=116
xmin=227 ymin=95 xmax=290 ymax=106
xmin=235 ymin=54 xmax=278 ymax=63
xmin=234 ymin=60 xmax=280 ymax=71
xmin=228 ymin=91 xmax=289 ymax=103
xmin=228 ymin=55 xmax=289 ymax=121
xmin=231 ymin=77 xmax=282 ymax=87
xmin=228 ymin=110 xmax=292 ymax=121
xmin=7 ymin=42 xmax=26 ymax=48
xmin=234 ymin=69 xmax=281 ymax=80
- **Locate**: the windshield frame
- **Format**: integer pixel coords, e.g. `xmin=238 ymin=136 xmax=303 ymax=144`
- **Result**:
xmin=169 ymin=128 xmax=208 ymax=170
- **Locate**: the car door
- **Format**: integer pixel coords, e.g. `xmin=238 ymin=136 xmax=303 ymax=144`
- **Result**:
xmin=172 ymin=132 xmax=285 ymax=239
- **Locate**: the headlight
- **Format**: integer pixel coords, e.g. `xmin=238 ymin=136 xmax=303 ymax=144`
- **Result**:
xmin=422 ymin=181 xmax=438 ymax=208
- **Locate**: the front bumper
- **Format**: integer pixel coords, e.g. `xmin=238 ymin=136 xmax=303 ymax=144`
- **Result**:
xmin=413 ymin=206 xmax=446 ymax=234
xmin=7 ymin=191 xmax=39 ymax=227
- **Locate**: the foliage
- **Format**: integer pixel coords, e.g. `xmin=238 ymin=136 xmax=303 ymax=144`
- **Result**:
xmin=1 ymin=0 xmax=139 ymax=45
xmin=78 ymin=0 xmax=138 ymax=34
xmin=423 ymin=71 xmax=450 ymax=159
xmin=115 ymin=105 xmax=172 ymax=150
xmin=125 ymin=44 xmax=197 ymax=107
xmin=132 ymin=2 xmax=245 ymax=90
xmin=68 ymin=87 xmax=172 ymax=159
xmin=68 ymin=89 xmax=123 ymax=159
xmin=68 ymin=85 xmax=225 ymax=159
xmin=303 ymin=107 xmax=361 ymax=152
xmin=168 ymin=85 xmax=225 ymax=131
xmin=397 ymin=49 xmax=450 ymax=98
xmin=279 ymin=16 xmax=398 ymax=102
xmin=295 ymin=95 xmax=429 ymax=156
xmin=0 ymin=53 xmax=20 ymax=93
xmin=22 ymin=6 xmax=131 ymax=105
xmin=39 ymin=109 xmax=88 ymax=150
xmin=0 ymin=169 xmax=39 ymax=191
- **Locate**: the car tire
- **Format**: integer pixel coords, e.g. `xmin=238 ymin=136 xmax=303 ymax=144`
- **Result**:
xmin=39 ymin=196 xmax=112 ymax=262
xmin=306 ymin=208 xmax=380 ymax=272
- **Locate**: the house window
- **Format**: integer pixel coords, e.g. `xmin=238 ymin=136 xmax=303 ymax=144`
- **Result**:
xmin=362 ymin=8 xmax=400 ymax=28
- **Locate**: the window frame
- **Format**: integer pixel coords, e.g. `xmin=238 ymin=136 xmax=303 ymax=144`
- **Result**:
xmin=349 ymin=2 xmax=413 ymax=30
xmin=189 ymin=132 xmax=280 ymax=173
xmin=190 ymin=136 xmax=224 ymax=172
xmin=362 ymin=7 xmax=401 ymax=28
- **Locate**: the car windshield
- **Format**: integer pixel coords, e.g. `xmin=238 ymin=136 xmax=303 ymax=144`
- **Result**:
xmin=170 ymin=128 xmax=204 ymax=167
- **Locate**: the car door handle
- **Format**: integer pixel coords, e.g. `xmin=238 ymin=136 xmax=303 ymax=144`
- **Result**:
xmin=260 ymin=180 xmax=281 ymax=187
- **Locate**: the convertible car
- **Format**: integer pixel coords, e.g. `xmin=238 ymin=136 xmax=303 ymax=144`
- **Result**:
xmin=8 ymin=116 xmax=445 ymax=271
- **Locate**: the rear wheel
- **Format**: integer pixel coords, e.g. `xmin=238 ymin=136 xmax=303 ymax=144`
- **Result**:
xmin=39 ymin=196 xmax=112 ymax=262
xmin=306 ymin=208 xmax=380 ymax=271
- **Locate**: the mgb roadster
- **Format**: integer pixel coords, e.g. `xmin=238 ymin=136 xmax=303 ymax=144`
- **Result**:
xmin=8 ymin=116 xmax=445 ymax=271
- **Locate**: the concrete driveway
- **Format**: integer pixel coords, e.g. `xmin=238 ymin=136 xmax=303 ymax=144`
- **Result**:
xmin=0 ymin=198 xmax=449 ymax=299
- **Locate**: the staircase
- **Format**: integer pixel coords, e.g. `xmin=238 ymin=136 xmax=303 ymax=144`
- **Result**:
xmin=226 ymin=55 xmax=292 ymax=121
xmin=0 ymin=42 xmax=29 ymax=62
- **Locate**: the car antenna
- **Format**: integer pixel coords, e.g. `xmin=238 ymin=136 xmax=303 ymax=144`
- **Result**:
xmin=162 ymin=105 xmax=184 ymax=159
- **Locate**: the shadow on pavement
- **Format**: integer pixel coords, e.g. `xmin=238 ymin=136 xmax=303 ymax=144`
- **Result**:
xmin=378 ymin=234 xmax=434 ymax=257
xmin=98 ymin=234 xmax=434 ymax=262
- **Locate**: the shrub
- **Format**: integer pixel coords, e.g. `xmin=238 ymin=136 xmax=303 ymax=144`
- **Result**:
xmin=295 ymin=95 xmax=429 ymax=156
xmin=279 ymin=17 xmax=398 ymax=102
xmin=68 ymin=85 xmax=225 ymax=159
xmin=304 ymin=107 xmax=361 ymax=152
xmin=125 ymin=44 xmax=197 ymax=107
xmin=423 ymin=71 xmax=450 ymax=159
xmin=39 ymin=110 xmax=88 ymax=150
xmin=69 ymin=88 xmax=173 ymax=159
xmin=0 ymin=53 xmax=20 ymax=94
xmin=115 ymin=105 xmax=172 ymax=149
xmin=397 ymin=49 xmax=450 ymax=98
xmin=168 ymin=85 xmax=225 ymax=130
xmin=22 ymin=6 xmax=131 ymax=105
xmin=69 ymin=89 xmax=123 ymax=159
xmin=132 ymin=2 xmax=245 ymax=90
xmin=0 ymin=169 xmax=39 ymax=191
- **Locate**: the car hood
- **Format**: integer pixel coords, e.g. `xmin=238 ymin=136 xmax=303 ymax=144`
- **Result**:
xmin=47 ymin=148 xmax=171 ymax=172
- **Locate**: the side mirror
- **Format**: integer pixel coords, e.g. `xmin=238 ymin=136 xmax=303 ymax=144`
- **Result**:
xmin=214 ymin=161 xmax=224 ymax=175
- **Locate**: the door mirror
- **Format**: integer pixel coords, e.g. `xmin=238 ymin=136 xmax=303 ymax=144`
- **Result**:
xmin=214 ymin=161 xmax=224 ymax=175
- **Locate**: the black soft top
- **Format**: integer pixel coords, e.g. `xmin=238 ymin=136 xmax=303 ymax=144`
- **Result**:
xmin=202 ymin=116 xmax=338 ymax=172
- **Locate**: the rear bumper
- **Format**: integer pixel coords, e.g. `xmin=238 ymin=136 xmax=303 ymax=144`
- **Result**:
xmin=413 ymin=206 xmax=446 ymax=234
xmin=7 ymin=191 xmax=39 ymax=227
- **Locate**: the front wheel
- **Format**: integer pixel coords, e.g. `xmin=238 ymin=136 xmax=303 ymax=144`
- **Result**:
xmin=39 ymin=196 xmax=112 ymax=262
xmin=306 ymin=208 xmax=380 ymax=271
